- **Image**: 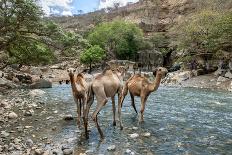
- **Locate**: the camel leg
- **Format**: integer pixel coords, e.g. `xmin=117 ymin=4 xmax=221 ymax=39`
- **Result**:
xmin=92 ymin=98 xmax=107 ymax=139
xmin=118 ymin=93 xmax=123 ymax=130
xmin=84 ymin=93 xmax=94 ymax=139
xmin=130 ymin=92 xmax=137 ymax=114
xmin=76 ymin=98 xmax=81 ymax=127
xmin=79 ymin=99 xmax=82 ymax=118
xmin=111 ymin=96 xmax=116 ymax=126
xmin=139 ymin=95 xmax=148 ymax=122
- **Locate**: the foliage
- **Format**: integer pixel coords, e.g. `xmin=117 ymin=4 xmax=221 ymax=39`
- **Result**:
xmin=171 ymin=9 xmax=232 ymax=62
xmin=0 ymin=0 xmax=85 ymax=65
xmin=80 ymin=45 xmax=105 ymax=72
xmin=87 ymin=21 xmax=143 ymax=59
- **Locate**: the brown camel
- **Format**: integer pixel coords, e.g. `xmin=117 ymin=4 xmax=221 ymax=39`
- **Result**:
xmin=67 ymin=68 xmax=89 ymax=129
xmin=84 ymin=66 xmax=126 ymax=139
xmin=120 ymin=67 xmax=168 ymax=123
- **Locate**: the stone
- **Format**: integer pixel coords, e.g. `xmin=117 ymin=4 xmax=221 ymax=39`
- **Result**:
xmin=24 ymin=109 xmax=34 ymax=116
xmin=26 ymin=139 xmax=33 ymax=147
xmin=35 ymin=148 xmax=44 ymax=155
xmin=225 ymin=71 xmax=232 ymax=79
xmin=30 ymin=67 xmax=42 ymax=75
xmin=63 ymin=148 xmax=73 ymax=155
xmin=129 ymin=133 xmax=139 ymax=139
xmin=8 ymin=112 xmax=18 ymax=119
xmin=0 ymin=78 xmax=17 ymax=89
xmin=63 ymin=114 xmax=74 ymax=121
xmin=50 ymin=65 xmax=61 ymax=69
xmin=29 ymin=89 xmax=46 ymax=97
xmin=143 ymin=132 xmax=151 ymax=137
xmin=107 ymin=145 xmax=116 ymax=151
xmin=30 ymin=79 xmax=52 ymax=89
xmin=1 ymin=131 xmax=10 ymax=137
xmin=132 ymin=127 xmax=138 ymax=130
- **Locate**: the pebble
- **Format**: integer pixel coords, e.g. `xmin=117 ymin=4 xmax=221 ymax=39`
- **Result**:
xmin=132 ymin=127 xmax=138 ymax=130
xmin=129 ymin=133 xmax=139 ymax=139
xmin=26 ymin=139 xmax=33 ymax=147
xmin=107 ymin=145 xmax=116 ymax=151
xmin=63 ymin=114 xmax=74 ymax=121
xmin=35 ymin=148 xmax=44 ymax=155
xmin=24 ymin=109 xmax=34 ymax=116
xmin=143 ymin=132 xmax=151 ymax=137
xmin=126 ymin=149 xmax=135 ymax=155
xmin=85 ymin=149 xmax=94 ymax=153
xmin=80 ymin=153 xmax=86 ymax=155
xmin=63 ymin=148 xmax=73 ymax=155
xmin=8 ymin=112 xmax=18 ymax=119
xmin=1 ymin=131 xmax=10 ymax=137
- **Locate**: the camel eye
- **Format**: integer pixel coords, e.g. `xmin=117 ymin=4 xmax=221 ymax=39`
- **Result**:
xmin=159 ymin=69 xmax=161 ymax=71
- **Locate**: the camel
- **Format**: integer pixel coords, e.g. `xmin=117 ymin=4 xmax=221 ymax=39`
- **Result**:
xmin=67 ymin=68 xmax=89 ymax=130
xmin=84 ymin=66 xmax=126 ymax=139
xmin=119 ymin=67 xmax=168 ymax=123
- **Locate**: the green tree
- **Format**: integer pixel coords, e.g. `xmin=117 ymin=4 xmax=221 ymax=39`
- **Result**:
xmin=80 ymin=45 xmax=105 ymax=73
xmin=0 ymin=0 xmax=85 ymax=65
xmin=87 ymin=21 xmax=143 ymax=59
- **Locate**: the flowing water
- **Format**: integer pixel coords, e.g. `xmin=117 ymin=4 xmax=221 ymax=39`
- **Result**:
xmin=5 ymin=85 xmax=232 ymax=155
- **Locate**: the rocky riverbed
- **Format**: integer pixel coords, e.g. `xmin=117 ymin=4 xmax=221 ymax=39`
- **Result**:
xmin=1 ymin=84 xmax=232 ymax=155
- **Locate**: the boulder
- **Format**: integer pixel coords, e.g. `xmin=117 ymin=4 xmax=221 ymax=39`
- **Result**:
xmin=225 ymin=71 xmax=232 ymax=79
xmin=216 ymin=76 xmax=230 ymax=85
xmin=30 ymin=79 xmax=52 ymax=89
xmin=15 ymin=74 xmax=32 ymax=84
xmin=0 ymin=78 xmax=17 ymax=89
xmin=29 ymin=67 xmax=42 ymax=75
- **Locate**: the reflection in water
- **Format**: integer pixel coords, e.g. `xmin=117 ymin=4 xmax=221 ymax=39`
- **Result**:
xmin=8 ymin=85 xmax=232 ymax=154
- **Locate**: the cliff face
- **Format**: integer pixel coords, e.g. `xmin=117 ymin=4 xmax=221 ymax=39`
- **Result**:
xmin=50 ymin=0 xmax=196 ymax=35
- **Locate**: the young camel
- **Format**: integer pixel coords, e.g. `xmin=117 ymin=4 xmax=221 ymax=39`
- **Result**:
xmin=119 ymin=67 xmax=168 ymax=124
xmin=67 ymin=68 xmax=89 ymax=129
xmin=84 ymin=66 xmax=126 ymax=139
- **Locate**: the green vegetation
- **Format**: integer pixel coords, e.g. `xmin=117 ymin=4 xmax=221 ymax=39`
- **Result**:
xmin=87 ymin=21 xmax=143 ymax=59
xmin=80 ymin=45 xmax=106 ymax=73
xmin=0 ymin=0 xmax=86 ymax=65
xmin=172 ymin=3 xmax=232 ymax=62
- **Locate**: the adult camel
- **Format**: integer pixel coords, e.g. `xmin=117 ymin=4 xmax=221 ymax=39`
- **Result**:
xmin=84 ymin=66 xmax=126 ymax=139
xmin=119 ymin=67 xmax=168 ymax=125
xmin=67 ymin=68 xmax=89 ymax=130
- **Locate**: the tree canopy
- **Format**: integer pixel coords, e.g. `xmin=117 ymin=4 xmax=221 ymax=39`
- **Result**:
xmin=0 ymin=0 xmax=86 ymax=65
xmin=87 ymin=21 xmax=143 ymax=60
xmin=80 ymin=45 xmax=105 ymax=73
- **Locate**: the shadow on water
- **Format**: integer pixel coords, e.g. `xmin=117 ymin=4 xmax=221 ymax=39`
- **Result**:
xmin=6 ymin=84 xmax=232 ymax=154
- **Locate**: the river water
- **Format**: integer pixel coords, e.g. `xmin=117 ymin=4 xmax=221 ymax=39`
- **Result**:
xmin=5 ymin=85 xmax=232 ymax=155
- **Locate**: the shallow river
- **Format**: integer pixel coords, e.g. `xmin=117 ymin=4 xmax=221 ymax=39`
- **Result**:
xmin=7 ymin=85 xmax=232 ymax=155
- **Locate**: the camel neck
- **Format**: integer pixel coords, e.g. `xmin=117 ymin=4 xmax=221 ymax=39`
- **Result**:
xmin=69 ymin=74 xmax=78 ymax=93
xmin=149 ymin=74 xmax=162 ymax=92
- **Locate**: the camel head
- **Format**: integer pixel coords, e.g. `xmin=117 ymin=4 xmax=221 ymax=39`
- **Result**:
xmin=153 ymin=67 xmax=168 ymax=78
xmin=115 ymin=66 xmax=127 ymax=77
xmin=67 ymin=68 xmax=76 ymax=76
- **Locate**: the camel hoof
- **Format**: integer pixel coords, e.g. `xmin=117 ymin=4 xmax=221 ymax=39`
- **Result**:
xmin=120 ymin=126 xmax=123 ymax=130
xmin=113 ymin=121 xmax=116 ymax=126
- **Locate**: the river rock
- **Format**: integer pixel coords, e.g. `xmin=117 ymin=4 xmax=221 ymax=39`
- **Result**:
xmin=63 ymin=114 xmax=74 ymax=121
xmin=24 ymin=109 xmax=34 ymax=116
xmin=30 ymin=67 xmax=42 ymax=75
xmin=217 ymin=76 xmax=229 ymax=85
xmin=26 ymin=139 xmax=33 ymax=147
xmin=143 ymin=132 xmax=151 ymax=137
xmin=107 ymin=145 xmax=116 ymax=151
xmin=8 ymin=112 xmax=18 ymax=119
xmin=126 ymin=149 xmax=135 ymax=155
xmin=129 ymin=133 xmax=139 ymax=139
xmin=63 ymin=148 xmax=73 ymax=155
xmin=35 ymin=148 xmax=44 ymax=155
xmin=29 ymin=89 xmax=46 ymax=97
xmin=225 ymin=71 xmax=232 ymax=79
xmin=132 ymin=127 xmax=138 ymax=130
xmin=0 ymin=78 xmax=17 ymax=89
xmin=30 ymin=79 xmax=52 ymax=89
xmin=1 ymin=131 xmax=10 ymax=137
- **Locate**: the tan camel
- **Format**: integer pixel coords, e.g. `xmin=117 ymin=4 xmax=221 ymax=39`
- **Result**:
xmin=84 ymin=66 xmax=126 ymax=139
xmin=120 ymin=67 xmax=168 ymax=123
xmin=67 ymin=68 xmax=89 ymax=130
